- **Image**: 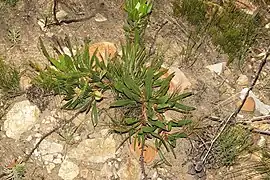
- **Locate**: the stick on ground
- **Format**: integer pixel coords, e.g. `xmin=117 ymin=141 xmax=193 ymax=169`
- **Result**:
xmin=202 ymin=49 xmax=269 ymax=163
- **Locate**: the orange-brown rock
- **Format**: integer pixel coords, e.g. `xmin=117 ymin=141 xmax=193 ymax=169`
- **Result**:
xmin=89 ymin=42 xmax=117 ymax=65
xmin=237 ymin=97 xmax=255 ymax=112
xmin=129 ymin=141 xmax=157 ymax=164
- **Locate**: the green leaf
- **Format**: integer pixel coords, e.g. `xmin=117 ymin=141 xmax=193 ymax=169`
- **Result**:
xmin=171 ymin=92 xmax=193 ymax=102
xmin=157 ymin=103 xmax=170 ymax=110
xmin=142 ymin=126 xmax=156 ymax=133
xmin=157 ymin=95 xmax=169 ymax=104
xmin=150 ymin=120 xmax=167 ymax=130
xmin=63 ymin=54 xmax=75 ymax=71
xmin=125 ymin=118 xmax=140 ymax=125
xmin=157 ymin=73 xmax=174 ymax=96
xmin=158 ymin=150 xmax=172 ymax=166
xmin=168 ymin=141 xmax=177 ymax=158
xmin=39 ymin=37 xmax=51 ymax=61
xmin=174 ymin=103 xmax=195 ymax=111
xmin=124 ymin=77 xmax=141 ymax=95
xmin=113 ymin=126 xmax=131 ymax=133
xmin=168 ymin=132 xmax=188 ymax=141
xmin=151 ymin=132 xmax=169 ymax=152
xmin=49 ymin=57 xmax=63 ymax=71
xmin=145 ymin=68 xmax=154 ymax=101
xmin=123 ymin=87 xmax=141 ymax=102
xmin=91 ymin=101 xmax=98 ymax=127
xmin=114 ymin=81 xmax=126 ymax=92
xmin=177 ymin=119 xmax=192 ymax=127
xmin=110 ymin=99 xmax=137 ymax=107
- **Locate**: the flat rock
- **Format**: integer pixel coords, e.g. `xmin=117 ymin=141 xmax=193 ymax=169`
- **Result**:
xmin=34 ymin=139 xmax=63 ymax=163
xmin=89 ymin=42 xmax=117 ymax=66
xmin=206 ymin=62 xmax=226 ymax=75
xmin=237 ymin=97 xmax=255 ymax=112
xmin=68 ymin=130 xmax=116 ymax=163
xmin=4 ymin=100 xmax=40 ymax=140
xmin=58 ymin=160 xmax=79 ymax=180
xmin=161 ymin=67 xmax=191 ymax=93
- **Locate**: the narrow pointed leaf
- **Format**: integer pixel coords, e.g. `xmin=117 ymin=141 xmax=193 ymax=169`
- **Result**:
xmin=110 ymin=99 xmax=137 ymax=107
xmin=157 ymin=95 xmax=169 ymax=104
xmin=142 ymin=126 xmax=156 ymax=133
xmin=145 ymin=68 xmax=154 ymax=101
xmin=124 ymin=77 xmax=141 ymax=95
xmin=174 ymin=103 xmax=195 ymax=111
xmin=150 ymin=120 xmax=167 ymax=130
xmin=39 ymin=37 xmax=51 ymax=61
xmin=177 ymin=119 xmax=192 ymax=127
xmin=125 ymin=118 xmax=140 ymax=125
xmin=171 ymin=92 xmax=193 ymax=102
xmin=91 ymin=101 xmax=98 ymax=127
xmin=150 ymin=132 xmax=169 ymax=152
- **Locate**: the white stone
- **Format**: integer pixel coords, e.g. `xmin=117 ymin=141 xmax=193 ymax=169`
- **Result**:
xmin=46 ymin=163 xmax=55 ymax=174
xmin=34 ymin=133 xmax=42 ymax=138
xmin=206 ymin=62 xmax=226 ymax=75
xmin=101 ymin=162 xmax=118 ymax=179
xmin=19 ymin=76 xmax=32 ymax=91
xmin=94 ymin=13 xmax=107 ymax=22
xmin=4 ymin=100 xmax=40 ymax=140
xmin=37 ymin=140 xmax=63 ymax=162
xmin=58 ymin=160 xmax=79 ymax=180
xmin=56 ymin=10 xmax=68 ymax=20
xmin=237 ymin=74 xmax=249 ymax=86
xmin=68 ymin=130 xmax=116 ymax=163
xmin=80 ymin=169 xmax=89 ymax=179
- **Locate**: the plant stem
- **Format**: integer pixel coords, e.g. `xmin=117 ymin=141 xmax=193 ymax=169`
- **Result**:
xmin=140 ymin=138 xmax=147 ymax=180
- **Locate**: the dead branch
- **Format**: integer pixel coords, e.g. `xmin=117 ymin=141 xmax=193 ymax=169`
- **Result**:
xmin=22 ymin=111 xmax=81 ymax=163
xmin=53 ymin=0 xmax=60 ymax=25
xmin=252 ymin=129 xmax=270 ymax=136
xmin=201 ymin=49 xmax=269 ymax=163
xmin=46 ymin=0 xmax=95 ymax=27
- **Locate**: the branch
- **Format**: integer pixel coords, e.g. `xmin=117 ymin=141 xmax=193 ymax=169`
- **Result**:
xmin=46 ymin=0 xmax=95 ymax=27
xmin=252 ymin=129 xmax=270 ymax=136
xmin=22 ymin=111 xmax=81 ymax=163
xmin=53 ymin=0 xmax=60 ymax=25
xmin=201 ymin=49 xmax=269 ymax=163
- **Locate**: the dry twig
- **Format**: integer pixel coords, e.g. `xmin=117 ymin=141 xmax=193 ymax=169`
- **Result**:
xmin=22 ymin=111 xmax=81 ymax=163
xmin=201 ymin=49 xmax=269 ymax=163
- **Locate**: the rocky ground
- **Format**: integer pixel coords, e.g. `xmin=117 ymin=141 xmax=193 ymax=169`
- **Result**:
xmin=0 ymin=0 xmax=270 ymax=180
